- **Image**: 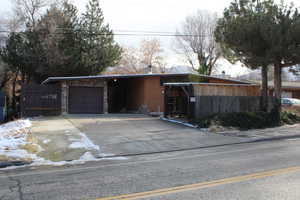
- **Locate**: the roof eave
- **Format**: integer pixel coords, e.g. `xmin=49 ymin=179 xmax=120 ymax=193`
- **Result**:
xmin=42 ymin=73 xmax=251 ymax=85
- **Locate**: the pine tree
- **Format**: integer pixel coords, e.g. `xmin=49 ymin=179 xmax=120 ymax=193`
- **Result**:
xmin=79 ymin=0 xmax=122 ymax=74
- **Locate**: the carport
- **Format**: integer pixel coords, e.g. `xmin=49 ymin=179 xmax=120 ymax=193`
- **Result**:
xmin=107 ymin=78 xmax=145 ymax=113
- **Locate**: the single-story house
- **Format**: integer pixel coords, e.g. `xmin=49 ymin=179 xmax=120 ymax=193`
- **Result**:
xmin=41 ymin=73 xmax=252 ymax=115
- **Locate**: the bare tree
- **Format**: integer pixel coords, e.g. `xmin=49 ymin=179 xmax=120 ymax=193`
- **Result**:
xmin=140 ymin=39 xmax=161 ymax=64
xmin=110 ymin=39 xmax=166 ymax=74
xmin=175 ymin=10 xmax=221 ymax=75
xmin=115 ymin=47 xmax=144 ymax=74
xmin=12 ymin=0 xmax=51 ymax=29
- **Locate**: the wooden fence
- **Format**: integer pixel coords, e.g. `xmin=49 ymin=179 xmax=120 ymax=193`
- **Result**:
xmin=193 ymin=84 xmax=260 ymax=96
xmin=21 ymin=84 xmax=61 ymax=117
xmin=194 ymin=96 xmax=275 ymax=118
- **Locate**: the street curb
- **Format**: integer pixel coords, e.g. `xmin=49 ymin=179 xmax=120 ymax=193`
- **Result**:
xmin=0 ymin=161 xmax=32 ymax=168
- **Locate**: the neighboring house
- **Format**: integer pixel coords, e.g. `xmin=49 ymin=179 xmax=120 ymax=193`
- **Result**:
xmin=41 ymin=73 xmax=251 ymax=115
xmin=252 ymin=81 xmax=300 ymax=99
xmin=268 ymin=81 xmax=300 ymax=99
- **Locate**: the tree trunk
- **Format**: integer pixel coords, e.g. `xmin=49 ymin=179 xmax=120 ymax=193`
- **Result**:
xmin=274 ymin=64 xmax=282 ymax=102
xmin=261 ymin=66 xmax=268 ymax=112
xmin=208 ymin=64 xmax=213 ymax=76
xmin=273 ymin=63 xmax=282 ymax=123
xmin=12 ymin=71 xmax=19 ymax=113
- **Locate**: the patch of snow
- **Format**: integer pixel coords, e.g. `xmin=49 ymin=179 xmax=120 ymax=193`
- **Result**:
xmin=0 ymin=119 xmax=31 ymax=136
xmin=43 ymin=139 xmax=51 ymax=144
xmin=101 ymin=156 xmax=128 ymax=161
xmin=0 ymin=136 xmax=27 ymax=152
xmin=0 ymin=149 xmax=30 ymax=159
xmin=69 ymin=133 xmax=100 ymax=151
xmin=0 ymin=151 xmax=127 ymax=170
xmin=0 ymin=119 xmax=34 ymax=160
xmin=36 ymin=145 xmax=45 ymax=152
xmin=79 ymin=152 xmax=97 ymax=161
xmin=97 ymin=153 xmax=127 ymax=160
xmin=161 ymin=117 xmax=198 ymax=128
xmin=98 ymin=153 xmax=115 ymax=158
xmin=33 ymin=151 xmax=127 ymax=166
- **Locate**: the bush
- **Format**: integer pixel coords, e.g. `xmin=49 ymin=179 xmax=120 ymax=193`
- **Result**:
xmin=281 ymin=111 xmax=300 ymax=125
xmin=195 ymin=110 xmax=300 ymax=130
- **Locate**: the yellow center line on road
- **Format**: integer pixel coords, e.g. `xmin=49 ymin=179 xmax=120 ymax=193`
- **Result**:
xmin=96 ymin=166 xmax=300 ymax=200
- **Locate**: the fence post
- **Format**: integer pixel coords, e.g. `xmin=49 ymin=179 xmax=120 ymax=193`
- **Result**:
xmin=164 ymin=86 xmax=169 ymax=118
xmin=188 ymin=85 xmax=195 ymax=120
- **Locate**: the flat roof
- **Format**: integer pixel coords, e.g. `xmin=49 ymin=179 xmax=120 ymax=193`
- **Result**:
xmin=252 ymin=80 xmax=300 ymax=90
xmin=164 ymin=82 xmax=260 ymax=87
xmin=42 ymin=73 xmax=251 ymax=84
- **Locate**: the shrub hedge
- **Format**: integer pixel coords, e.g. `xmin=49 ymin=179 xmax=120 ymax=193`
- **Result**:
xmin=195 ymin=110 xmax=300 ymax=130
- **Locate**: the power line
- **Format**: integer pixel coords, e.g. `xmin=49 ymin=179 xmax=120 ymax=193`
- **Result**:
xmin=0 ymin=30 xmax=210 ymax=37
xmin=55 ymin=27 xmax=178 ymax=34
xmin=114 ymin=29 xmax=177 ymax=34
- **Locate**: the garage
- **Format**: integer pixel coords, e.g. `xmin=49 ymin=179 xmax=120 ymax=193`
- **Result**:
xmin=68 ymin=86 xmax=104 ymax=114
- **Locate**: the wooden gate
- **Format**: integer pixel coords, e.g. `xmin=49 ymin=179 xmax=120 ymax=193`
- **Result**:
xmin=21 ymin=84 xmax=61 ymax=117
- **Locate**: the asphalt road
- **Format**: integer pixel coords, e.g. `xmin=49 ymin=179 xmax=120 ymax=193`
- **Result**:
xmin=1 ymin=137 xmax=300 ymax=200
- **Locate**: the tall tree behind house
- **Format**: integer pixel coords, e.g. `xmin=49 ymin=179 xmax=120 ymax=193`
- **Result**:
xmin=175 ymin=10 xmax=222 ymax=75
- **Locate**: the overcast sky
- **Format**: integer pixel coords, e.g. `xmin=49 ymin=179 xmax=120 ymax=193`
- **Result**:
xmin=1 ymin=0 xmax=299 ymax=76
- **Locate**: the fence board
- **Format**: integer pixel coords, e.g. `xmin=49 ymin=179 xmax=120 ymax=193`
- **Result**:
xmin=193 ymin=84 xmax=260 ymax=96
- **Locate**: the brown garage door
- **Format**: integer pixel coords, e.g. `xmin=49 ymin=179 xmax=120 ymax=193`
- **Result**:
xmin=69 ymin=87 xmax=104 ymax=114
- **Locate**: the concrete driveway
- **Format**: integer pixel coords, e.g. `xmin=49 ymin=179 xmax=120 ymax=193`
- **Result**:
xmin=65 ymin=114 xmax=245 ymax=156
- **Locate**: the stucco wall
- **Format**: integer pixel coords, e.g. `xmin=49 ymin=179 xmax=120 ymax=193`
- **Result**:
xmin=143 ymin=77 xmax=164 ymax=113
xmin=61 ymin=79 xmax=108 ymax=114
xmin=126 ymin=78 xmax=145 ymax=111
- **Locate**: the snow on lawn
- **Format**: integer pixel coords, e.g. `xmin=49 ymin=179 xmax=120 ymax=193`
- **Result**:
xmin=0 ymin=119 xmax=31 ymax=136
xmin=0 ymin=119 xmax=34 ymax=160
